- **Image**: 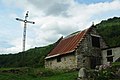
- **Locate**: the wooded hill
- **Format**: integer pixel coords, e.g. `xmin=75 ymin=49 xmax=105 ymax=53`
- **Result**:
xmin=0 ymin=17 xmax=120 ymax=68
xmin=0 ymin=44 xmax=54 ymax=68
xmin=96 ymin=17 xmax=120 ymax=47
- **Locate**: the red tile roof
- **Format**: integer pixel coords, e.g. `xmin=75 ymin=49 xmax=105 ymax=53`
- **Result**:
xmin=46 ymin=28 xmax=89 ymax=59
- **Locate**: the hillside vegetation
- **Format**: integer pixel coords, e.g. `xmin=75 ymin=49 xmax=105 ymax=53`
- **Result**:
xmin=0 ymin=44 xmax=54 ymax=68
xmin=96 ymin=17 xmax=120 ymax=47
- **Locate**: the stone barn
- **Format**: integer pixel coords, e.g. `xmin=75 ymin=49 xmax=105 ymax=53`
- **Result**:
xmin=45 ymin=25 xmax=107 ymax=69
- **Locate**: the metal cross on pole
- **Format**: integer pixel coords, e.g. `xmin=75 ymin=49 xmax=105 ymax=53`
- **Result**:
xmin=16 ymin=11 xmax=35 ymax=52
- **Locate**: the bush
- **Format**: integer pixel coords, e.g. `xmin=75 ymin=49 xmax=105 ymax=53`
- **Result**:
xmin=88 ymin=62 xmax=120 ymax=80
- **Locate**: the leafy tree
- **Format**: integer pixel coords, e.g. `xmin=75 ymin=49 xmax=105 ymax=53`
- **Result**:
xmin=96 ymin=17 xmax=120 ymax=47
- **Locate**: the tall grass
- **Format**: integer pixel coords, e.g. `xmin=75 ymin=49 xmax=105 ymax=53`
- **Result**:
xmin=0 ymin=67 xmax=78 ymax=80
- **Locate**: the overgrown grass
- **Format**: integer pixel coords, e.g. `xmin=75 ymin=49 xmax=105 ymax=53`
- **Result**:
xmin=0 ymin=67 xmax=78 ymax=80
xmin=112 ymin=62 xmax=120 ymax=67
xmin=40 ymin=71 xmax=77 ymax=80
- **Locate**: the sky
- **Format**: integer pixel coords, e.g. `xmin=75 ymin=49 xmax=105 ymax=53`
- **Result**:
xmin=0 ymin=0 xmax=120 ymax=54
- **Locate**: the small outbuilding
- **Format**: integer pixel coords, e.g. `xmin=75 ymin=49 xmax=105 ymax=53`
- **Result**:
xmin=102 ymin=46 xmax=120 ymax=64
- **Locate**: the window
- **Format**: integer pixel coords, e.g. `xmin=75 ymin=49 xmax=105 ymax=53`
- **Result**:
xmin=91 ymin=36 xmax=100 ymax=48
xmin=107 ymin=50 xmax=113 ymax=62
xmin=107 ymin=57 xmax=113 ymax=62
xmin=57 ymin=56 xmax=61 ymax=62
xmin=107 ymin=50 xmax=112 ymax=56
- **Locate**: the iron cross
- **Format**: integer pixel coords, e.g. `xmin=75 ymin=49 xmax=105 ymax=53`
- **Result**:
xmin=16 ymin=11 xmax=35 ymax=52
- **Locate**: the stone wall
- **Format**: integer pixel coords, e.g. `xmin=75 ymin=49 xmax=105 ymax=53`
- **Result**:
xmin=102 ymin=46 xmax=120 ymax=64
xmin=76 ymin=27 xmax=107 ymax=69
xmin=45 ymin=53 xmax=77 ymax=69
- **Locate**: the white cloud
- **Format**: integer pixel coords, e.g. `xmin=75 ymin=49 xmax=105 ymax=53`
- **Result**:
xmin=0 ymin=0 xmax=120 ymax=54
xmin=0 ymin=38 xmax=22 ymax=54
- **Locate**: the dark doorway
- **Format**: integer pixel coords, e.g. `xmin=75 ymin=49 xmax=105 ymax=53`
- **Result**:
xmin=90 ymin=57 xmax=101 ymax=69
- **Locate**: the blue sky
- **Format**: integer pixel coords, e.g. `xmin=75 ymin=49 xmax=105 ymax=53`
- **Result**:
xmin=0 ymin=4 xmax=22 ymax=47
xmin=0 ymin=0 xmax=120 ymax=54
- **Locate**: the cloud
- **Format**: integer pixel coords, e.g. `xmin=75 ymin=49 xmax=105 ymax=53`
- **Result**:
xmin=74 ymin=0 xmax=112 ymax=4
xmin=0 ymin=38 xmax=22 ymax=54
xmin=28 ymin=0 xmax=70 ymax=16
xmin=45 ymin=3 xmax=69 ymax=16
xmin=0 ymin=0 xmax=120 ymax=54
xmin=0 ymin=41 xmax=14 ymax=48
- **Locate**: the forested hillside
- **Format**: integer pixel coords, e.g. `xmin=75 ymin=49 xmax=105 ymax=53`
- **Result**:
xmin=96 ymin=17 xmax=120 ymax=47
xmin=0 ymin=17 xmax=120 ymax=68
xmin=0 ymin=44 xmax=54 ymax=68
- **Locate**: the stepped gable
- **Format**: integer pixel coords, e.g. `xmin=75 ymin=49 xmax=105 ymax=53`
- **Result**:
xmin=46 ymin=28 xmax=91 ymax=59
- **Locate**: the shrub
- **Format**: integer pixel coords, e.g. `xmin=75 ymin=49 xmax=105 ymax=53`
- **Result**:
xmin=88 ymin=62 xmax=120 ymax=80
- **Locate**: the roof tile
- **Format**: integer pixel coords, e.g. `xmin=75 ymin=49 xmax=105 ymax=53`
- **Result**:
xmin=47 ymin=29 xmax=89 ymax=58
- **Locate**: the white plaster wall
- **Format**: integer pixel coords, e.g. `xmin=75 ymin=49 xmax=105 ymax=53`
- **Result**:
xmin=102 ymin=47 xmax=120 ymax=64
xmin=112 ymin=47 xmax=120 ymax=62
xmin=102 ymin=50 xmax=108 ymax=64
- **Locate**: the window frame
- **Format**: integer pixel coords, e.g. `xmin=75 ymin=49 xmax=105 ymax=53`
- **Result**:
xmin=107 ymin=56 xmax=113 ymax=62
xmin=106 ymin=49 xmax=113 ymax=62
xmin=107 ymin=50 xmax=112 ymax=56
xmin=57 ymin=56 xmax=61 ymax=62
xmin=91 ymin=35 xmax=100 ymax=48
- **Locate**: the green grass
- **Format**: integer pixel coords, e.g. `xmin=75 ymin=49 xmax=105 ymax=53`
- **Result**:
xmin=0 ymin=68 xmax=78 ymax=80
xmin=40 ymin=71 xmax=77 ymax=80
xmin=112 ymin=62 xmax=120 ymax=66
